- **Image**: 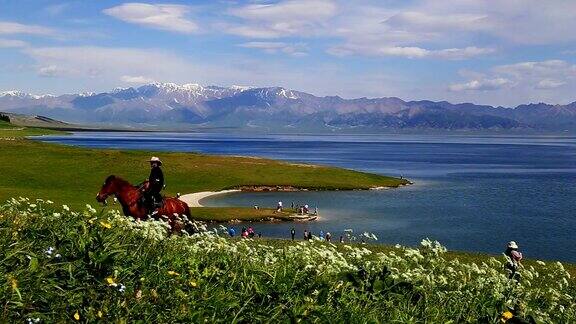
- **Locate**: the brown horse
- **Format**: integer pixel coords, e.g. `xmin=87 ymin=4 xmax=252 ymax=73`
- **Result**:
xmin=96 ymin=175 xmax=191 ymax=230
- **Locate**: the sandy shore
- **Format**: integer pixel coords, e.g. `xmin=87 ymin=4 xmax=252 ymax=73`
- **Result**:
xmin=179 ymin=190 xmax=241 ymax=207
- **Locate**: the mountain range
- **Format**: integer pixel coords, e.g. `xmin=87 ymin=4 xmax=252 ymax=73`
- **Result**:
xmin=1 ymin=83 xmax=576 ymax=133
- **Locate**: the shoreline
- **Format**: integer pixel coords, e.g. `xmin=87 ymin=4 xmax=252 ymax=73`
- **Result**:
xmin=179 ymin=190 xmax=241 ymax=207
xmin=179 ymin=182 xmax=413 ymax=209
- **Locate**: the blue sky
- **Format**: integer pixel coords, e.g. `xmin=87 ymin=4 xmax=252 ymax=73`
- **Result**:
xmin=1 ymin=0 xmax=576 ymax=106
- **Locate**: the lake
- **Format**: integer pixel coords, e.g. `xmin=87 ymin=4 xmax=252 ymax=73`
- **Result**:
xmin=38 ymin=132 xmax=576 ymax=262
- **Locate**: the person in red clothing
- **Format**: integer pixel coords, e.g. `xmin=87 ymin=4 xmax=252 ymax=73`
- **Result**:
xmin=505 ymin=241 xmax=523 ymax=280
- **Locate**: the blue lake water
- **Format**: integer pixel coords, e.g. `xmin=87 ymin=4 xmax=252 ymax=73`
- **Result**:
xmin=38 ymin=132 xmax=576 ymax=262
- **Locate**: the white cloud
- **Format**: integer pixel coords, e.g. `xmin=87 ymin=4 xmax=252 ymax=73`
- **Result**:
xmin=434 ymin=47 xmax=495 ymax=60
xmin=226 ymin=0 xmax=338 ymax=38
xmin=450 ymin=60 xmax=576 ymax=93
xmin=103 ymin=3 xmax=198 ymax=34
xmin=24 ymin=46 xmax=196 ymax=82
xmin=0 ymin=38 xmax=28 ymax=48
xmin=230 ymin=0 xmax=337 ymax=21
xmin=494 ymin=60 xmax=576 ymax=79
xmin=536 ymin=79 xmax=566 ymax=90
xmin=239 ymin=42 xmax=307 ymax=57
xmin=384 ymin=11 xmax=492 ymax=33
xmin=445 ymin=59 xmax=576 ymax=105
xmin=0 ymin=21 xmax=55 ymax=36
xmin=121 ymin=75 xmax=155 ymax=84
xmin=38 ymin=65 xmax=64 ymax=77
xmin=448 ymin=78 xmax=513 ymax=91
xmin=329 ymin=45 xmax=494 ymax=60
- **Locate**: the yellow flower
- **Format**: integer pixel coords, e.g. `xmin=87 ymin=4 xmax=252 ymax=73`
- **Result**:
xmin=97 ymin=310 xmax=103 ymax=318
xmin=99 ymin=221 xmax=112 ymax=229
xmin=10 ymin=278 xmax=18 ymax=290
xmin=105 ymin=277 xmax=116 ymax=286
xmin=167 ymin=270 xmax=180 ymax=276
xmin=73 ymin=311 xmax=80 ymax=321
xmin=189 ymin=280 xmax=198 ymax=288
xmin=500 ymin=311 xmax=513 ymax=322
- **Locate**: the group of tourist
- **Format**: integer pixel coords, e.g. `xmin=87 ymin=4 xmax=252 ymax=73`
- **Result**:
xmin=227 ymin=226 xmax=261 ymax=239
xmin=294 ymin=228 xmax=339 ymax=242
xmin=229 ymin=224 xmax=524 ymax=281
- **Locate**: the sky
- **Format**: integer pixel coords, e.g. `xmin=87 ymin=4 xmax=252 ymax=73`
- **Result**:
xmin=1 ymin=0 xmax=576 ymax=107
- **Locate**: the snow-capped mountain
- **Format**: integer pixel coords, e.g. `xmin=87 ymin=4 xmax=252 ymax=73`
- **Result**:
xmin=1 ymin=82 xmax=576 ymax=132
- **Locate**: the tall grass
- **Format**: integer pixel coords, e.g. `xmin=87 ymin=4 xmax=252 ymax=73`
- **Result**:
xmin=1 ymin=197 xmax=574 ymax=322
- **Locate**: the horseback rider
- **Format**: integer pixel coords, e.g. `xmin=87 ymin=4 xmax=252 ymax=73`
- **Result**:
xmin=143 ymin=156 xmax=164 ymax=214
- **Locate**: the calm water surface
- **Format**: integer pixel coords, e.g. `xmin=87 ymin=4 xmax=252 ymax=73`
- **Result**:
xmin=38 ymin=132 xmax=576 ymax=261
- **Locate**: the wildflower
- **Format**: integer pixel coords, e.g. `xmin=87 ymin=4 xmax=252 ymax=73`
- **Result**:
xmin=168 ymin=270 xmax=180 ymax=276
xmin=97 ymin=311 xmax=103 ymax=318
xmin=189 ymin=280 xmax=198 ymax=288
xmin=54 ymin=254 xmax=62 ymax=259
xmin=26 ymin=318 xmax=40 ymax=324
xmin=62 ymin=205 xmax=70 ymax=211
xmin=86 ymin=204 xmax=97 ymax=214
xmin=118 ymin=284 xmax=126 ymax=293
xmin=73 ymin=311 xmax=80 ymax=321
xmin=99 ymin=221 xmax=112 ymax=229
xmin=53 ymin=212 xmax=61 ymax=217
xmin=106 ymin=277 xmax=117 ymax=287
xmin=29 ymin=204 xmax=37 ymax=208
xmin=45 ymin=247 xmax=54 ymax=256
xmin=500 ymin=311 xmax=513 ymax=322
xmin=10 ymin=278 xmax=18 ymax=290
xmin=46 ymin=200 xmax=53 ymax=204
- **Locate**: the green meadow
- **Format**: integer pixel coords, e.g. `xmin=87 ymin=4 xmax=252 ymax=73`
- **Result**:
xmin=1 ymin=201 xmax=574 ymax=323
xmin=0 ymin=126 xmax=407 ymax=218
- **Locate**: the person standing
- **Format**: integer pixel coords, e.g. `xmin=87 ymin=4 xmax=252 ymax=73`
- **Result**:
xmin=303 ymin=229 xmax=309 ymax=240
xmin=505 ymin=241 xmax=523 ymax=280
xmin=291 ymin=227 xmax=296 ymax=241
xmin=277 ymin=201 xmax=283 ymax=212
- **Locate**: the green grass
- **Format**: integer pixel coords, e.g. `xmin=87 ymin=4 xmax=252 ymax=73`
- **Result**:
xmin=190 ymin=207 xmax=305 ymax=222
xmin=1 ymin=201 xmax=574 ymax=323
xmin=0 ymin=120 xmax=12 ymax=128
xmin=0 ymin=123 xmax=63 ymax=135
xmin=0 ymin=128 xmax=408 ymax=221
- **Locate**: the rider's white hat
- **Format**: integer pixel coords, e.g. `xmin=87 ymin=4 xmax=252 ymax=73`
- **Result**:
xmin=507 ymin=241 xmax=518 ymax=249
xmin=149 ymin=156 xmax=162 ymax=165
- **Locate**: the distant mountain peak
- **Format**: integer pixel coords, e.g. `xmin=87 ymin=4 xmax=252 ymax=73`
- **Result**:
xmin=0 ymin=90 xmax=55 ymax=99
xmin=1 ymin=83 xmax=575 ymax=132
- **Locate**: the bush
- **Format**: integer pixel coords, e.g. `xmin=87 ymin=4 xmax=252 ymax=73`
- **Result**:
xmin=1 ymin=198 xmax=575 ymax=322
xmin=0 ymin=114 xmax=10 ymax=123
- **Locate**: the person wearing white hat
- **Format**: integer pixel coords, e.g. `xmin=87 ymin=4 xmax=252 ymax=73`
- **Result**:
xmin=505 ymin=241 xmax=523 ymax=279
xmin=144 ymin=157 xmax=164 ymax=213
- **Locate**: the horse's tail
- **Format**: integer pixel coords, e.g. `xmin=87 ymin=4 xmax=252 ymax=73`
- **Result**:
xmin=182 ymin=201 xmax=191 ymax=217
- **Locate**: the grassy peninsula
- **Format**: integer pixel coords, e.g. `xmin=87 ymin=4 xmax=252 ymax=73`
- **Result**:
xmin=0 ymin=125 xmax=408 ymax=220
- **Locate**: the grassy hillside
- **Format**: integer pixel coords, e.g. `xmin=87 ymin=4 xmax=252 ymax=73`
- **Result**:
xmin=0 ymin=131 xmax=408 ymax=211
xmin=1 ymin=201 xmax=574 ymax=322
